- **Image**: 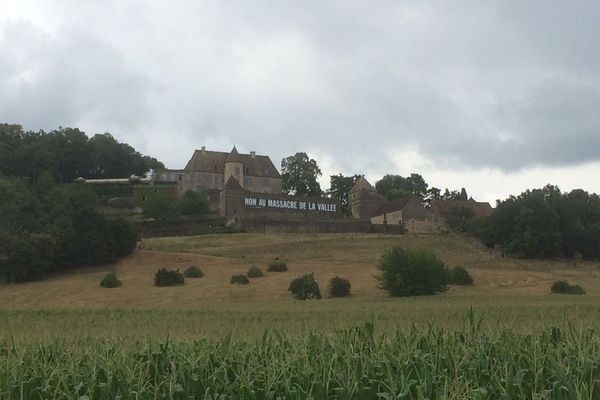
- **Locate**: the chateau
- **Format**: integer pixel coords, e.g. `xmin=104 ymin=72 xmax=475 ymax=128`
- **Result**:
xmin=154 ymin=146 xmax=282 ymax=208
xmin=77 ymin=146 xmax=493 ymax=234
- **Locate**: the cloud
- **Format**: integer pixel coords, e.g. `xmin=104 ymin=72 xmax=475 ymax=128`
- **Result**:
xmin=0 ymin=18 xmax=153 ymax=135
xmin=1 ymin=1 xmax=600 ymax=200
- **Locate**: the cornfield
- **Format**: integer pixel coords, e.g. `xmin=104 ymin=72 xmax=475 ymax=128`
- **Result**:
xmin=1 ymin=312 xmax=600 ymax=399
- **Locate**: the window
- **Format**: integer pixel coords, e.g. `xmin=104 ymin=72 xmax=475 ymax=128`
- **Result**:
xmin=264 ymin=178 xmax=269 ymax=187
xmin=178 ymin=175 xmax=182 ymax=181
xmin=235 ymin=167 xmax=240 ymax=178
xmin=214 ymin=165 xmax=217 ymax=172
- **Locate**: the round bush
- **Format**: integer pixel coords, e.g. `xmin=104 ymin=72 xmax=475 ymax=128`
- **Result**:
xmin=289 ymin=273 xmax=321 ymax=300
xmin=449 ymin=266 xmax=474 ymax=286
xmin=100 ymin=272 xmax=122 ymax=288
xmin=376 ymin=247 xmax=449 ymax=297
xmin=154 ymin=268 xmax=185 ymax=287
xmin=551 ymin=280 xmax=585 ymax=295
xmin=328 ymin=275 xmax=351 ymax=297
xmin=230 ymin=274 xmax=250 ymax=284
xmin=267 ymin=260 xmax=288 ymax=272
xmin=183 ymin=265 xmax=204 ymax=278
xmin=247 ymin=266 xmax=264 ymax=278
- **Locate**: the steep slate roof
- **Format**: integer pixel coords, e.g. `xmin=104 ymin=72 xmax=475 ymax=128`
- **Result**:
xmin=349 ymin=176 xmax=375 ymax=193
xmin=224 ymin=176 xmax=245 ymax=191
xmin=375 ymin=195 xmax=414 ymax=215
xmin=225 ymin=146 xmax=243 ymax=163
xmin=431 ymin=199 xmax=493 ymax=218
xmin=184 ymin=148 xmax=281 ymax=178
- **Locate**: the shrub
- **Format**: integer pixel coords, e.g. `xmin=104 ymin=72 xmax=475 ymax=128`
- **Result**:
xmin=247 ymin=266 xmax=264 ymax=278
xmin=328 ymin=275 xmax=351 ymax=297
xmin=230 ymin=274 xmax=250 ymax=284
xmin=154 ymin=268 xmax=185 ymax=287
xmin=551 ymin=280 xmax=585 ymax=295
xmin=376 ymin=247 xmax=449 ymax=297
xmin=100 ymin=272 xmax=122 ymax=288
xmin=289 ymin=273 xmax=321 ymax=300
xmin=177 ymin=190 xmax=209 ymax=216
xmin=267 ymin=260 xmax=288 ymax=272
xmin=183 ymin=266 xmax=204 ymax=278
xmin=448 ymin=266 xmax=474 ymax=286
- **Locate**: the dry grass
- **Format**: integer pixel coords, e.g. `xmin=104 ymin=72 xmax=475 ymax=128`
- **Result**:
xmin=1 ymin=232 xmax=599 ymax=309
xmin=1 ymin=232 xmax=600 ymax=338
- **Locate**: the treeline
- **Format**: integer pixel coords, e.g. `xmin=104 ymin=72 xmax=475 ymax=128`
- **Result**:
xmin=0 ymin=123 xmax=160 ymax=282
xmin=469 ymin=185 xmax=600 ymax=259
xmin=0 ymin=123 xmax=163 ymax=182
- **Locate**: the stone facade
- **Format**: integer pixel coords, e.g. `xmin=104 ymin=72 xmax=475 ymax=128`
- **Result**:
xmin=369 ymin=195 xmax=441 ymax=234
xmin=348 ymin=177 xmax=386 ymax=220
xmin=348 ymin=177 xmax=444 ymax=234
xmin=154 ymin=146 xmax=282 ymax=208
xmin=220 ymin=177 xmax=340 ymax=224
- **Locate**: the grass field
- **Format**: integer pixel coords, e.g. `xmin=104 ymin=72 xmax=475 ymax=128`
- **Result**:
xmin=1 ymin=233 xmax=600 ymax=339
xmin=2 ymin=233 xmax=600 ymax=398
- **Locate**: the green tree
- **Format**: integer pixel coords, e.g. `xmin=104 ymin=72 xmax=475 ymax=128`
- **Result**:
xmin=376 ymin=247 xmax=449 ymax=297
xmin=446 ymin=206 xmax=475 ymax=232
xmin=281 ymin=152 xmax=322 ymax=196
xmin=142 ymin=192 xmax=179 ymax=220
xmin=328 ymin=174 xmax=362 ymax=215
xmin=375 ymin=173 xmax=428 ymax=200
xmin=177 ymin=190 xmax=209 ymax=216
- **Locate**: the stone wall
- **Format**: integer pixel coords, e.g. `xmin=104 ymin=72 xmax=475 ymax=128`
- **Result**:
xmin=134 ymin=215 xmax=231 ymax=238
xmin=235 ymin=218 xmax=405 ymax=234
xmin=220 ymin=187 xmax=341 ymax=223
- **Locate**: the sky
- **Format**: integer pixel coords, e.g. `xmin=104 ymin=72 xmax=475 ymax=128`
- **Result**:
xmin=1 ymin=1 xmax=600 ymax=204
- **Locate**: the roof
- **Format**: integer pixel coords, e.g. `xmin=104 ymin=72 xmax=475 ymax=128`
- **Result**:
xmin=375 ymin=195 xmax=414 ymax=214
xmin=224 ymin=176 xmax=245 ymax=191
xmin=225 ymin=146 xmax=243 ymax=163
xmin=431 ymin=199 xmax=493 ymax=218
xmin=349 ymin=176 xmax=375 ymax=193
xmin=184 ymin=148 xmax=281 ymax=178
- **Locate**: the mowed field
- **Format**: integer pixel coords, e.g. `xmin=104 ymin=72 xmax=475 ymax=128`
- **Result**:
xmin=2 ymin=233 xmax=600 ymax=339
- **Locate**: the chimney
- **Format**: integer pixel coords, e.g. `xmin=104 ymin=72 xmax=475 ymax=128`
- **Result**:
xmin=250 ymin=151 xmax=256 ymax=159
xmin=201 ymin=146 xmax=206 ymax=153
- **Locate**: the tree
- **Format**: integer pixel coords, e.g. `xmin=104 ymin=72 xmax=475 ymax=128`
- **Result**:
xmin=446 ymin=206 xmax=475 ymax=232
xmin=142 ymin=192 xmax=179 ymax=220
xmin=0 ymin=124 xmax=163 ymax=182
xmin=442 ymin=188 xmax=468 ymax=201
xmin=328 ymin=174 xmax=362 ymax=215
xmin=288 ymin=272 xmax=322 ymax=300
xmin=376 ymin=247 xmax=449 ymax=297
xmin=177 ymin=190 xmax=209 ymax=216
xmin=281 ymin=152 xmax=322 ymax=196
xmin=424 ymin=187 xmax=442 ymax=207
xmin=375 ymin=173 xmax=428 ymax=200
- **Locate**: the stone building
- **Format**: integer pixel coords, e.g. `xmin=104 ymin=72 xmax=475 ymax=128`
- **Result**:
xmin=430 ymin=199 xmax=493 ymax=229
xmin=348 ymin=177 xmax=386 ymax=220
xmin=431 ymin=199 xmax=494 ymax=219
xmin=154 ymin=146 xmax=282 ymax=209
xmin=348 ymin=177 xmax=441 ymax=234
xmin=369 ymin=195 xmax=440 ymax=234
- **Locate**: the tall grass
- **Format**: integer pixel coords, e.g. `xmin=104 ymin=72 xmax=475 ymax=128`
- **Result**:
xmin=2 ymin=311 xmax=600 ymax=399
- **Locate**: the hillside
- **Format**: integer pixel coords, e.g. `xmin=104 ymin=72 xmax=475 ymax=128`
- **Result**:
xmin=1 ymin=233 xmax=598 ymax=309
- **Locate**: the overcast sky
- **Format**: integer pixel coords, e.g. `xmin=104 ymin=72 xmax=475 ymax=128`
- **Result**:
xmin=2 ymin=1 xmax=600 ymax=203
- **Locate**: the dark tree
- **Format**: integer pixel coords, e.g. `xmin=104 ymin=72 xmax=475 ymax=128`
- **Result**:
xmin=375 ymin=173 xmax=428 ymax=200
xmin=376 ymin=247 xmax=449 ymax=297
xmin=281 ymin=152 xmax=322 ymax=196
xmin=177 ymin=190 xmax=209 ymax=216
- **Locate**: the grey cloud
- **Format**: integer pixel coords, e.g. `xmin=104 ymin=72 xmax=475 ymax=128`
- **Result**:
xmin=1 ymin=1 xmax=600 ymax=176
xmin=0 ymin=19 xmax=152 ymax=135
